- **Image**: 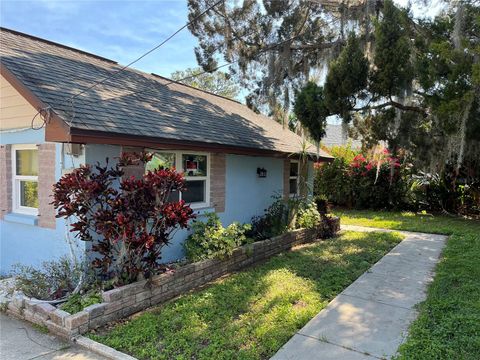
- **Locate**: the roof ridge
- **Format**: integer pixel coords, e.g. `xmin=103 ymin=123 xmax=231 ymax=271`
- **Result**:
xmin=0 ymin=27 xmax=118 ymax=64
xmin=149 ymin=72 xmax=243 ymax=106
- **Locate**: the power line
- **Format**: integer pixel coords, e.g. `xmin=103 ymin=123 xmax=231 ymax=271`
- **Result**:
xmin=29 ymin=0 xmax=225 ymax=129
xmin=74 ymin=32 xmax=313 ymax=107
xmin=69 ymin=0 xmax=225 ymax=102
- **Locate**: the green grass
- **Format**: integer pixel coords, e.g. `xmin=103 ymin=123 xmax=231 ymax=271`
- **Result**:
xmin=336 ymin=209 xmax=480 ymax=360
xmin=90 ymin=231 xmax=402 ymax=360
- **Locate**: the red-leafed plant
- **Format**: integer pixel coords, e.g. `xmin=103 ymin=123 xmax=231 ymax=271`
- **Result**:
xmin=52 ymin=152 xmax=195 ymax=285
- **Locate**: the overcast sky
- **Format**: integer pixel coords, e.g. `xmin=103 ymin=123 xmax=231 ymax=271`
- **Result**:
xmin=1 ymin=0 xmax=444 ymax=79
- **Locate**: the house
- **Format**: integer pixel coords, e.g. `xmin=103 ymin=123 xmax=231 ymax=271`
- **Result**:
xmin=322 ymin=124 xmax=361 ymax=148
xmin=0 ymin=28 xmax=333 ymax=273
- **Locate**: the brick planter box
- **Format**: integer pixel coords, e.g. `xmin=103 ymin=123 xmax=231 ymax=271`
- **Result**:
xmin=5 ymin=217 xmax=340 ymax=338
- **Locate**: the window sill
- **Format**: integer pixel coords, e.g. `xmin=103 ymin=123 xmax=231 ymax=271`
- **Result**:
xmin=192 ymin=207 xmax=215 ymax=217
xmin=3 ymin=212 xmax=38 ymax=226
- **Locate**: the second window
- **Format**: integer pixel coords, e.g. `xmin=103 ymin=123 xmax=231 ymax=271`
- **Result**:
xmin=146 ymin=151 xmax=209 ymax=208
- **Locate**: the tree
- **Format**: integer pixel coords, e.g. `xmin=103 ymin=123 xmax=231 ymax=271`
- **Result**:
xmin=52 ymin=152 xmax=195 ymax=285
xmin=170 ymin=67 xmax=240 ymax=99
xmin=324 ymin=32 xmax=369 ymax=121
xmin=299 ymin=1 xmax=479 ymax=176
xmin=187 ymin=0 xmax=379 ymax=114
xmin=293 ymin=81 xmax=328 ymax=147
xmin=189 ymin=0 xmax=479 ymax=184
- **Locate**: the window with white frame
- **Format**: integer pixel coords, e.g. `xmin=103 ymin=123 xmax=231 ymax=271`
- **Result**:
xmin=289 ymin=160 xmax=299 ymax=196
xmin=146 ymin=151 xmax=210 ymax=208
xmin=12 ymin=144 xmax=39 ymax=215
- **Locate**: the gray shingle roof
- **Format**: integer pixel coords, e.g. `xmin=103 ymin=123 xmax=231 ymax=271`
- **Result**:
xmin=0 ymin=28 xmax=332 ymax=159
xmin=322 ymin=124 xmax=362 ymax=148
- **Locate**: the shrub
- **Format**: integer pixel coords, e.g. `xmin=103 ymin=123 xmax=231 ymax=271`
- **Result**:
xmin=61 ymin=292 xmax=102 ymax=314
xmin=315 ymin=146 xmax=407 ymax=210
xmin=52 ymin=152 xmax=195 ymax=286
xmin=315 ymin=158 xmax=353 ymax=207
xmin=408 ymin=170 xmax=480 ymax=216
xmin=296 ymin=201 xmax=321 ymax=229
xmin=348 ymin=152 xmax=407 ymax=209
xmin=248 ymin=195 xmax=290 ymax=240
xmin=11 ymin=257 xmax=81 ymax=300
xmin=184 ymin=213 xmax=252 ymax=262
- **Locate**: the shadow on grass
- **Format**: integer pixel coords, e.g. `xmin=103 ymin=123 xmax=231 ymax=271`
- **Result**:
xmin=91 ymin=231 xmax=402 ymax=360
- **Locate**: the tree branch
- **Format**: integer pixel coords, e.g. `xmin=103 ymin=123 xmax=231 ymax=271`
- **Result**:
xmin=353 ymin=100 xmax=427 ymax=116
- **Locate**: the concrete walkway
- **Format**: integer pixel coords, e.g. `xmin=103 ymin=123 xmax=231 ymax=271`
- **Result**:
xmin=0 ymin=313 xmax=107 ymax=360
xmin=272 ymin=225 xmax=447 ymax=360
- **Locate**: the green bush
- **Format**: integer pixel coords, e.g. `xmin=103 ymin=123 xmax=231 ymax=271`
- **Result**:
xmin=315 ymin=146 xmax=408 ymax=210
xmin=184 ymin=213 xmax=252 ymax=262
xmin=61 ymin=292 xmax=102 ymax=314
xmin=315 ymin=144 xmax=358 ymax=207
xmin=316 ymin=145 xmax=479 ymax=215
xmin=296 ymin=201 xmax=321 ymax=229
xmin=248 ymin=195 xmax=291 ymax=240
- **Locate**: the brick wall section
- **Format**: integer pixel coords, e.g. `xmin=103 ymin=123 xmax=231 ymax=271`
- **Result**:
xmin=0 ymin=145 xmax=12 ymax=219
xmin=121 ymin=146 xmax=145 ymax=179
xmin=4 ymin=218 xmax=340 ymax=338
xmin=210 ymin=153 xmax=225 ymax=212
xmin=38 ymin=143 xmax=57 ymax=228
xmin=283 ymin=158 xmax=290 ymax=199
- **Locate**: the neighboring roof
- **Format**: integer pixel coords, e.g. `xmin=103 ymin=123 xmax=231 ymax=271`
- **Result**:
xmin=0 ymin=28 xmax=332 ymax=160
xmin=322 ymin=124 xmax=361 ymax=148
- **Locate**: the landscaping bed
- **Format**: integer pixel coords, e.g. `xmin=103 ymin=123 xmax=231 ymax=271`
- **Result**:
xmin=90 ymin=230 xmax=403 ymax=360
xmin=2 ymin=220 xmax=339 ymax=338
xmin=336 ymin=209 xmax=480 ymax=360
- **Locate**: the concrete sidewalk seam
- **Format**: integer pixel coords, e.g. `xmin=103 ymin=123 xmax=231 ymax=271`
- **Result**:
xmin=339 ymin=292 xmax=413 ymax=311
xmin=296 ymin=333 xmax=384 ymax=360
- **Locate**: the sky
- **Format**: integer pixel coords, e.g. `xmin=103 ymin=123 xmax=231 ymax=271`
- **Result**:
xmin=0 ymin=0 xmax=200 ymax=77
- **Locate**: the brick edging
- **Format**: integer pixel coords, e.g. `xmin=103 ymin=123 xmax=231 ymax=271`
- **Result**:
xmin=4 ymin=218 xmax=340 ymax=338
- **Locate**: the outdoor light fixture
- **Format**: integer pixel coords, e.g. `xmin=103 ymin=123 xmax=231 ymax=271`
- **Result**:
xmin=257 ymin=167 xmax=267 ymax=178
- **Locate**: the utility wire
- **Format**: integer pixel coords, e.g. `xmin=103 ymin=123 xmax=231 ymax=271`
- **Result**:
xmin=69 ymin=0 xmax=224 ymax=101
xmin=72 ymin=16 xmax=342 ymax=106
xmin=29 ymin=0 xmax=225 ymax=129
xmin=74 ymin=32 xmax=314 ymax=106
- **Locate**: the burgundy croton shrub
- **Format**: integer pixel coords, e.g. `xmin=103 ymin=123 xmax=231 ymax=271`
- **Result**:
xmin=52 ymin=152 xmax=195 ymax=285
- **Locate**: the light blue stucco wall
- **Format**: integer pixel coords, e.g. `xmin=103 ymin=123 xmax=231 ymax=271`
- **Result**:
xmin=219 ymin=154 xmax=284 ymax=225
xmin=1 ymin=137 xmax=313 ymax=271
xmin=0 ymin=129 xmax=85 ymax=274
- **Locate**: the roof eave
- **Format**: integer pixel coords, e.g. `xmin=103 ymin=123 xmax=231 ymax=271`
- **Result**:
xmin=1 ymin=62 xmax=71 ymax=141
xmin=1 ymin=60 xmax=334 ymax=161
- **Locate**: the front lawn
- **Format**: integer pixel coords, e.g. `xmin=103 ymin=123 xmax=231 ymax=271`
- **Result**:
xmin=336 ymin=209 xmax=480 ymax=360
xmin=90 ymin=231 xmax=402 ymax=360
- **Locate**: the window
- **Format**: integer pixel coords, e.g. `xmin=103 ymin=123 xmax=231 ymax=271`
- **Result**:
xmin=146 ymin=151 xmax=210 ymax=208
xmin=289 ymin=160 xmax=299 ymax=196
xmin=12 ymin=145 xmax=39 ymax=215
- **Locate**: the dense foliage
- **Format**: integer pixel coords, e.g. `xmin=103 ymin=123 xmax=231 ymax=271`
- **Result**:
xmin=184 ymin=213 xmax=252 ymax=262
xmin=297 ymin=1 xmax=479 ymax=203
xmin=61 ymin=292 xmax=102 ymax=314
xmin=316 ymin=145 xmax=480 ymax=215
xmin=187 ymin=0 xmax=479 ymax=210
xmin=52 ymin=152 xmax=195 ymax=285
xmin=316 ymin=146 xmax=407 ymax=210
xmin=248 ymin=195 xmax=291 ymax=240
xmin=296 ymin=201 xmax=321 ymax=229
